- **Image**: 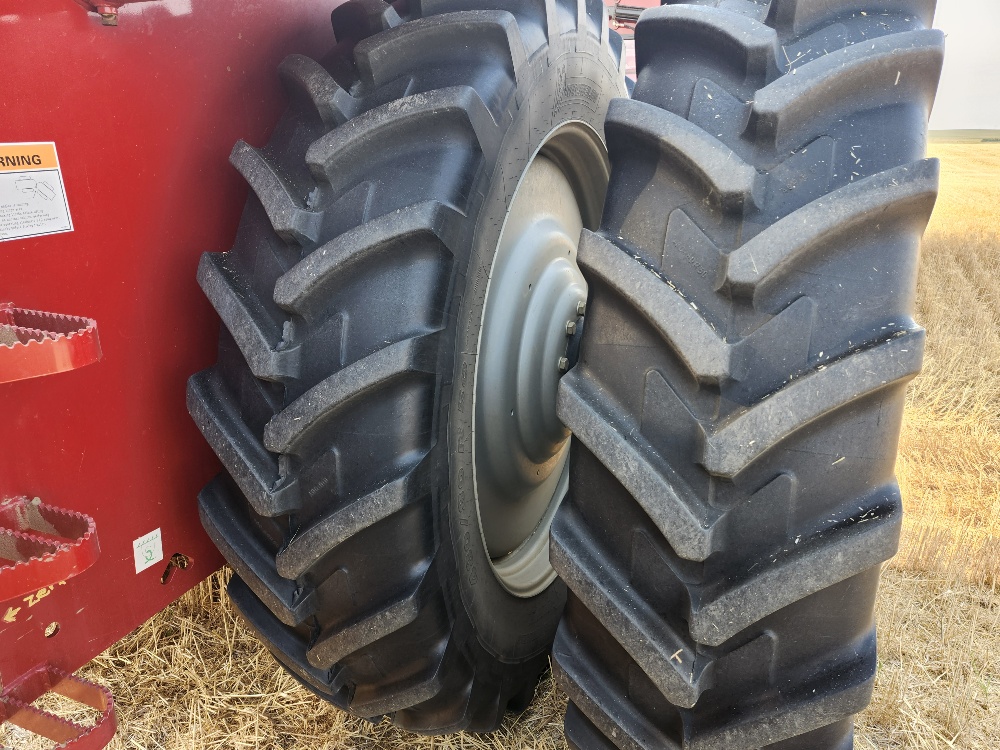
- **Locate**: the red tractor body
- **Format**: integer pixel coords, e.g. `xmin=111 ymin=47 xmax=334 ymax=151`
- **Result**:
xmin=0 ymin=2 xmax=339 ymax=743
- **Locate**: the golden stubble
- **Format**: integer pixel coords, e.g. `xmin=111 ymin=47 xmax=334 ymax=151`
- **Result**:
xmin=3 ymin=143 xmax=997 ymax=750
xmin=852 ymin=142 xmax=1000 ymax=750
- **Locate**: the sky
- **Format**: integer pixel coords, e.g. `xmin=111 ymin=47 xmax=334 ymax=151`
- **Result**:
xmin=931 ymin=0 xmax=1000 ymax=130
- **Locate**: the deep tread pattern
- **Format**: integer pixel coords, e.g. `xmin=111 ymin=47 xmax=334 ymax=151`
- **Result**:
xmin=307 ymin=562 xmax=434 ymax=668
xmin=277 ymin=456 xmax=429 ymax=578
xmin=305 ymin=86 xmax=499 ymax=187
xmin=551 ymin=509 xmax=710 ymax=708
xmin=348 ymin=638 xmax=452 ymax=718
xmin=554 ymin=0 xmax=941 ymax=747
xmin=331 ymin=0 xmax=402 ymax=42
xmin=764 ymin=0 xmax=935 ymax=40
xmin=565 ymin=705 xmax=637 ymax=750
xmin=188 ymin=368 xmax=301 ymax=517
xmin=230 ymin=141 xmax=322 ymax=245
xmin=555 ymin=625 xmax=682 ymax=750
xmin=558 ymin=367 xmax=720 ymax=562
xmin=635 ymin=5 xmax=780 ymax=86
xmin=190 ymin=0 xmax=626 ymax=735
xmin=200 ymin=475 xmax=315 ymax=626
xmin=749 ymin=29 xmax=945 ymax=153
xmin=724 ymin=159 xmax=939 ymax=298
xmin=279 ymin=54 xmax=360 ymax=129
xmin=701 ymin=329 xmax=924 ymax=477
xmin=264 ymin=331 xmax=441 ymax=453
xmin=607 ymin=99 xmax=764 ymax=211
xmin=198 ymin=252 xmax=301 ymax=382
xmin=576 ymin=230 xmax=732 ymax=385
xmin=274 ymin=200 xmax=462 ymax=313
xmin=228 ymin=573 xmax=349 ymax=703
xmin=689 ymin=640 xmax=878 ymax=750
xmin=689 ymin=491 xmax=902 ymax=647
xmin=355 ymin=11 xmax=528 ymax=88
xmin=417 ymin=0 xmax=559 ymax=59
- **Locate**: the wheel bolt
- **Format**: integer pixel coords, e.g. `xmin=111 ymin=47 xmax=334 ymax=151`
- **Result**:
xmin=557 ymin=357 xmax=569 ymax=371
xmin=96 ymin=3 xmax=119 ymax=25
xmin=577 ymin=301 xmax=587 ymax=316
xmin=565 ymin=321 xmax=576 ymax=336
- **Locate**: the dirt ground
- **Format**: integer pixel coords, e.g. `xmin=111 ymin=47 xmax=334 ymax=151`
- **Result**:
xmin=4 ymin=144 xmax=998 ymax=749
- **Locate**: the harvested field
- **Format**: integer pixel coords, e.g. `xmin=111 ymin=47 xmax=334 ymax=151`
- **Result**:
xmin=893 ymin=143 xmax=1000 ymax=593
xmin=3 ymin=143 xmax=997 ymax=749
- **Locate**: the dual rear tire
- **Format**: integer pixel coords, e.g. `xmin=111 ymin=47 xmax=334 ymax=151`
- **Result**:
xmin=188 ymin=0 xmax=942 ymax=746
xmin=188 ymin=0 xmax=626 ymax=733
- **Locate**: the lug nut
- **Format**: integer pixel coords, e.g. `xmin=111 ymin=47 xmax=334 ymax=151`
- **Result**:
xmin=565 ymin=321 xmax=576 ymax=336
xmin=577 ymin=301 xmax=587 ymax=316
xmin=557 ymin=357 xmax=569 ymax=371
xmin=96 ymin=3 xmax=119 ymax=25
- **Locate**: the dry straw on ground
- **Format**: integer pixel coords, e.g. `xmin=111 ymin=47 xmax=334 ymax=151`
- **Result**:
xmin=3 ymin=142 xmax=998 ymax=749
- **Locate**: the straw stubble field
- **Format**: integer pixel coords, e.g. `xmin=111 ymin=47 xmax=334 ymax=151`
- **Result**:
xmin=4 ymin=142 xmax=998 ymax=749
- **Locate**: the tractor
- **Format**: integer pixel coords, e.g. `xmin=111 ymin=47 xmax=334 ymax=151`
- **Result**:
xmin=0 ymin=1 xmax=943 ymax=748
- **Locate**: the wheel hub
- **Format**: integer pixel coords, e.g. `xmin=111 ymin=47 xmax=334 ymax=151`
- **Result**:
xmin=472 ymin=123 xmax=609 ymax=597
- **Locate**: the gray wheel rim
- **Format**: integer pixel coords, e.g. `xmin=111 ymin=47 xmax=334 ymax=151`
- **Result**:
xmin=472 ymin=122 xmax=609 ymax=597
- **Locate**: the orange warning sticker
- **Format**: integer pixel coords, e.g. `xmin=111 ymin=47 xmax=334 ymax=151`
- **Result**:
xmin=0 ymin=143 xmax=59 ymax=172
xmin=0 ymin=142 xmax=72 ymax=242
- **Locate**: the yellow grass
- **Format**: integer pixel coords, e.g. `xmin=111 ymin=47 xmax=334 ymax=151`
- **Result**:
xmin=851 ymin=141 xmax=1000 ymax=749
xmin=3 ymin=143 xmax=998 ymax=749
xmin=892 ymin=143 xmax=1000 ymax=590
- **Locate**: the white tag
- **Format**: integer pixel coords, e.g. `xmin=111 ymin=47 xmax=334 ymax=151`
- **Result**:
xmin=133 ymin=528 xmax=164 ymax=574
xmin=0 ymin=142 xmax=73 ymax=242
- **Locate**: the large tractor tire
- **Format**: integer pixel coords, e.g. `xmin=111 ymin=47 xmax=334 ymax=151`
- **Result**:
xmin=187 ymin=0 xmax=625 ymax=734
xmin=551 ymin=2 xmax=942 ymax=748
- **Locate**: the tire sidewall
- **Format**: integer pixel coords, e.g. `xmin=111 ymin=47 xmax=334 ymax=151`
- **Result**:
xmin=445 ymin=33 xmax=625 ymax=661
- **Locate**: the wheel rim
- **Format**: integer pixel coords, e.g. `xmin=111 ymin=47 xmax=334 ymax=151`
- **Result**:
xmin=472 ymin=122 xmax=609 ymax=597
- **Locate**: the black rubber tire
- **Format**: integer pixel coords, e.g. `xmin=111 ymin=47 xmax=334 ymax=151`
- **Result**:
xmin=550 ymin=2 xmax=943 ymax=748
xmin=187 ymin=0 xmax=625 ymax=734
